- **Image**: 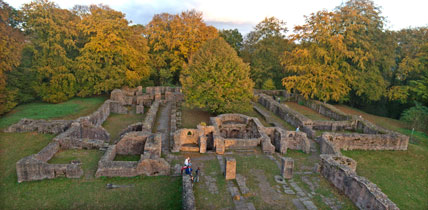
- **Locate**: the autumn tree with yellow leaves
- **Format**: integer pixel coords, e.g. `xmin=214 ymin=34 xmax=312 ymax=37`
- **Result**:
xmin=75 ymin=5 xmax=150 ymax=96
xmin=282 ymin=0 xmax=392 ymax=102
xmin=21 ymin=0 xmax=79 ymax=103
xmin=0 ymin=0 xmax=24 ymax=114
xmin=145 ymin=10 xmax=218 ymax=85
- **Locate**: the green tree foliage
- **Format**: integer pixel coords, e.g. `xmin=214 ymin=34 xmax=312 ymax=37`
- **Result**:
xmin=262 ymin=79 xmax=275 ymax=90
xmin=389 ymin=28 xmax=428 ymax=104
xmin=145 ymin=10 xmax=218 ymax=85
xmin=219 ymin=29 xmax=243 ymax=54
xmin=400 ymin=102 xmax=428 ymax=132
xmin=282 ymin=0 xmax=391 ymax=102
xmin=180 ymin=37 xmax=254 ymax=114
xmin=75 ymin=5 xmax=150 ymax=96
xmin=21 ymin=0 xmax=79 ymax=103
xmin=241 ymin=17 xmax=292 ymax=89
xmin=0 ymin=0 xmax=25 ymax=114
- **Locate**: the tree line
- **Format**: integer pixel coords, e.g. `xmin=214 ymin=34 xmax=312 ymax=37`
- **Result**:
xmin=0 ymin=0 xmax=427 ymax=131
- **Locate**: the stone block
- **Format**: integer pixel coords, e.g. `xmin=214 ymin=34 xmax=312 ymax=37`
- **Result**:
xmin=281 ymin=157 xmax=294 ymax=179
xmin=136 ymin=105 xmax=144 ymax=114
xmin=110 ymin=89 xmax=126 ymax=105
xmin=199 ymin=136 xmax=207 ymax=153
xmin=225 ymin=157 xmax=236 ymax=180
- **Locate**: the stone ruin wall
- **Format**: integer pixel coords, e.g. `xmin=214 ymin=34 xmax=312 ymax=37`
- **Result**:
xmin=115 ymin=131 xmax=151 ymax=155
xmin=182 ymin=175 xmax=196 ymax=210
xmin=13 ymin=86 xmax=182 ymax=182
xmin=256 ymin=89 xmax=351 ymax=121
xmin=142 ymin=101 xmax=160 ymax=132
xmin=257 ymin=93 xmax=409 ymax=145
xmin=320 ymin=155 xmax=398 ymax=210
xmin=319 ymin=132 xmax=409 ymax=154
xmin=95 ymin=134 xmax=169 ymax=178
xmin=16 ymin=142 xmax=83 ymax=183
xmin=4 ymin=119 xmax=72 ymax=134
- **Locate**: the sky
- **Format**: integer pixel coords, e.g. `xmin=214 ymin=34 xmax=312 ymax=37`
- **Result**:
xmin=5 ymin=0 xmax=428 ymax=35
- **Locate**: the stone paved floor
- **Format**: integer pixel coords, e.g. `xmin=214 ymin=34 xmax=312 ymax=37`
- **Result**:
xmin=153 ymin=102 xmax=172 ymax=154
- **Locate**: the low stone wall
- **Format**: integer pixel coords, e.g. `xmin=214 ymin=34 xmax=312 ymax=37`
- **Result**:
xmin=142 ymin=101 xmax=160 ymax=132
xmin=311 ymin=120 xmax=355 ymax=132
xmin=320 ymin=155 xmax=398 ymax=210
xmin=5 ymin=119 xmax=72 ymax=134
xmin=118 ymin=122 xmax=143 ymax=141
xmin=297 ymin=99 xmax=351 ymax=121
xmin=95 ymin=145 xmax=169 ymax=177
xmin=116 ymin=131 xmax=151 ymax=155
xmin=283 ymin=131 xmax=311 ymax=154
xmin=319 ymin=132 xmax=409 ymax=154
xmin=223 ymin=138 xmax=261 ymax=149
xmin=53 ymin=121 xmax=109 ymax=149
xmin=257 ymin=93 xmax=312 ymax=128
xmin=16 ymin=141 xmax=84 ymax=183
xmin=143 ymin=133 xmax=162 ymax=159
xmin=182 ymin=175 xmax=196 ymax=210
xmin=78 ymin=100 xmax=127 ymax=127
xmin=172 ymin=129 xmax=199 ymax=152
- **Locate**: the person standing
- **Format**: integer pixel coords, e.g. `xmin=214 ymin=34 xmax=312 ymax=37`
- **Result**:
xmin=194 ymin=167 xmax=200 ymax=183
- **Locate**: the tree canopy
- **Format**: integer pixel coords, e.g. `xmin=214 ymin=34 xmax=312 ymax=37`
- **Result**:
xmin=181 ymin=37 xmax=254 ymax=114
xmin=241 ymin=17 xmax=293 ymax=89
xmin=0 ymin=0 xmax=24 ymax=114
xmin=145 ymin=10 xmax=218 ymax=85
xmin=75 ymin=5 xmax=150 ymax=96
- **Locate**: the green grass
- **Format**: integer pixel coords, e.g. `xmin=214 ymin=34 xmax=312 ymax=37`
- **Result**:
xmin=0 ymin=97 xmax=107 ymax=129
xmin=335 ymin=104 xmax=428 ymax=209
xmin=114 ymin=154 xmax=141 ymax=161
xmin=0 ymin=98 xmax=182 ymax=209
xmin=194 ymin=158 xmax=233 ymax=209
xmin=342 ymin=136 xmax=428 ymax=210
xmin=285 ymin=102 xmax=331 ymax=121
xmin=0 ymin=131 xmax=182 ymax=210
xmin=180 ymin=106 xmax=215 ymax=128
xmin=48 ymin=149 xmax=103 ymax=175
xmin=253 ymin=103 xmax=295 ymax=130
xmin=102 ymin=111 xmax=143 ymax=143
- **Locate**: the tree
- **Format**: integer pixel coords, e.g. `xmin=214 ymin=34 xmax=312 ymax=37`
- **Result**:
xmin=388 ymin=28 xmax=428 ymax=104
xmin=400 ymin=102 xmax=428 ymax=132
xmin=282 ymin=0 xmax=390 ymax=102
xmin=21 ymin=0 xmax=79 ymax=103
xmin=262 ymin=79 xmax=276 ymax=90
xmin=241 ymin=17 xmax=292 ymax=89
xmin=180 ymin=37 xmax=254 ymax=114
xmin=219 ymin=29 xmax=243 ymax=54
xmin=0 ymin=0 xmax=24 ymax=114
xmin=145 ymin=10 xmax=218 ymax=85
xmin=75 ymin=5 xmax=150 ymax=96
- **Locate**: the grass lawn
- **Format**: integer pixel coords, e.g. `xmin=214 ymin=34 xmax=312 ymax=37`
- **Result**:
xmin=336 ymin=105 xmax=428 ymax=209
xmin=253 ymin=103 xmax=295 ymax=130
xmin=194 ymin=158 xmax=233 ymax=209
xmin=180 ymin=106 xmax=215 ymax=128
xmin=285 ymin=102 xmax=331 ymax=121
xmin=0 ymin=96 xmax=107 ymax=129
xmin=285 ymin=149 xmax=357 ymax=209
xmin=102 ymin=110 xmax=143 ymax=143
xmin=114 ymin=154 xmax=141 ymax=161
xmin=0 ymin=98 xmax=182 ymax=209
xmin=48 ymin=149 xmax=104 ymax=175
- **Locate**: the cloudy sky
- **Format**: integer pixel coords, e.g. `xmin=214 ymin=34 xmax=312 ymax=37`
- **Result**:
xmin=5 ymin=0 xmax=428 ymax=35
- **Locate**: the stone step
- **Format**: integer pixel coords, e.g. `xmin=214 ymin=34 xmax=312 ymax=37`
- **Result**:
xmin=181 ymin=144 xmax=199 ymax=152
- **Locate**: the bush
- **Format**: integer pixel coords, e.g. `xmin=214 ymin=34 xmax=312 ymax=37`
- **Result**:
xmin=400 ymin=102 xmax=428 ymax=132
